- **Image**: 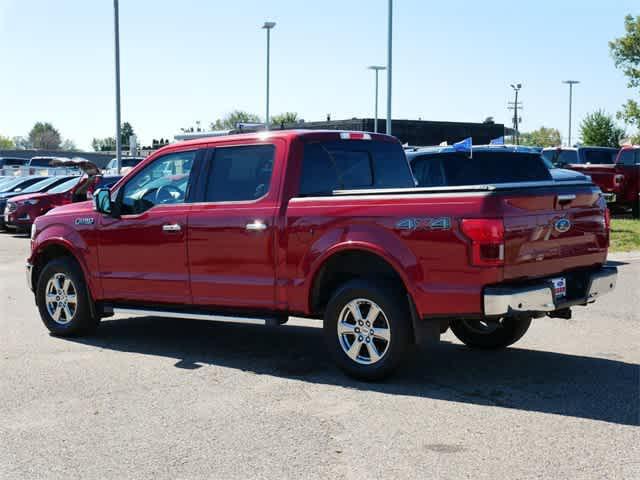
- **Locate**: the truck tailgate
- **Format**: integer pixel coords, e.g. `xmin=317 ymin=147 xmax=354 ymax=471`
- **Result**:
xmin=501 ymin=185 xmax=608 ymax=280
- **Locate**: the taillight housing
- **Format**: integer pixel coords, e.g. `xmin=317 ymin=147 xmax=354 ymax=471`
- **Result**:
xmin=461 ymin=218 xmax=505 ymax=267
xmin=614 ymin=174 xmax=624 ymax=186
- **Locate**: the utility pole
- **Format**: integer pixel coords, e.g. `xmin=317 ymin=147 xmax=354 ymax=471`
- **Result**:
xmin=509 ymin=83 xmax=522 ymax=145
xmin=562 ymin=80 xmax=580 ymax=146
xmin=386 ymin=0 xmax=393 ymax=135
xmin=262 ymin=22 xmax=276 ymax=130
xmin=113 ymin=0 xmax=122 ymax=173
xmin=368 ymin=66 xmax=386 ymax=133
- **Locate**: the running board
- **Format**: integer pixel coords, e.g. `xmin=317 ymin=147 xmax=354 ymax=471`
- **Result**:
xmin=108 ymin=307 xmax=287 ymax=326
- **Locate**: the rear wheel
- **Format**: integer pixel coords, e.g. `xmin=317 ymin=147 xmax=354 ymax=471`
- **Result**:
xmin=632 ymin=197 xmax=639 ymax=219
xmin=324 ymin=279 xmax=411 ymax=381
xmin=450 ymin=316 xmax=531 ymax=349
xmin=36 ymin=258 xmax=99 ymax=336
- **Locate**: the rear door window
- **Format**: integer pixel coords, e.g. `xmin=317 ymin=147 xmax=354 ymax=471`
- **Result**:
xmin=204 ymin=145 xmax=274 ymax=202
xmin=298 ymin=140 xmax=413 ymax=196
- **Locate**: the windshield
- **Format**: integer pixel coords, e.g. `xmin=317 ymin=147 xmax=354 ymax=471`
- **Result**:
xmin=0 ymin=177 xmax=27 ymax=193
xmin=48 ymin=177 xmax=80 ymax=194
xmin=20 ymin=177 xmax=61 ymax=194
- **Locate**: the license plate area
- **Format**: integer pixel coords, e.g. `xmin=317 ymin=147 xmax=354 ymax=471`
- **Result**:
xmin=551 ymin=277 xmax=566 ymax=299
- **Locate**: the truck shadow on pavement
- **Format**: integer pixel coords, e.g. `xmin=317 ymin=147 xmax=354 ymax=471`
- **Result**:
xmin=69 ymin=316 xmax=639 ymax=427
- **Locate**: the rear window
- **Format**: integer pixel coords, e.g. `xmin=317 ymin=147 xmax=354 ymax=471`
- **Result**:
xmin=581 ymin=149 xmax=617 ymax=164
xmin=29 ymin=158 xmax=55 ymax=167
xmin=411 ymin=152 xmax=552 ymax=187
xmin=557 ymin=150 xmax=578 ymax=165
xmin=298 ymin=141 xmax=414 ymax=196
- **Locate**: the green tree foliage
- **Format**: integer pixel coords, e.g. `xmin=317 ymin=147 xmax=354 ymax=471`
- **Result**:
xmin=579 ymin=111 xmax=626 ymax=147
xmin=271 ymin=112 xmax=299 ymax=127
xmin=519 ymin=127 xmax=562 ymax=148
xmin=60 ymin=139 xmax=77 ymax=151
xmin=610 ymin=15 xmax=640 ymax=137
xmin=211 ymin=110 xmax=261 ymax=130
xmin=28 ymin=122 xmax=61 ymax=149
xmin=0 ymin=135 xmax=15 ymax=149
xmin=91 ymin=137 xmax=116 ymax=152
xmin=121 ymin=122 xmax=135 ymax=145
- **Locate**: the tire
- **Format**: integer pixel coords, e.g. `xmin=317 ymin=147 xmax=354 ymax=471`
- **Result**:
xmin=632 ymin=198 xmax=639 ymax=219
xmin=36 ymin=257 xmax=99 ymax=337
xmin=324 ymin=279 xmax=411 ymax=381
xmin=450 ymin=316 xmax=532 ymax=349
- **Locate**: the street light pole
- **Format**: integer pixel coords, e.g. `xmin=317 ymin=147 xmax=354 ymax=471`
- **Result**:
xmin=562 ymin=80 xmax=580 ymax=146
xmin=386 ymin=0 xmax=393 ymax=135
xmin=510 ymin=83 xmax=522 ymax=145
xmin=113 ymin=0 xmax=122 ymax=173
xmin=262 ymin=22 xmax=276 ymax=130
xmin=368 ymin=66 xmax=386 ymax=133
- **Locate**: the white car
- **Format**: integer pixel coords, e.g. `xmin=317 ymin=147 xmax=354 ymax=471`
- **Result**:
xmin=104 ymin=156 xmax=146 ymax=175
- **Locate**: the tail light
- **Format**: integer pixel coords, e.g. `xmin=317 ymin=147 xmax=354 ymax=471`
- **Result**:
xmin=461 ymin=218 xmax=505 ymax=267
xmin=340 ymin=132 xmax=371 ymax=140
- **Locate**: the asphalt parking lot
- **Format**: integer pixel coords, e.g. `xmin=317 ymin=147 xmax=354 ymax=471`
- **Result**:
xmin=1 ymin=232 xmax=638 ymax=480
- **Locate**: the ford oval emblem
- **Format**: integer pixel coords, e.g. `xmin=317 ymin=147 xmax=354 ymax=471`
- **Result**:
xmin=554 ymin=218 xmax=571 ymax=233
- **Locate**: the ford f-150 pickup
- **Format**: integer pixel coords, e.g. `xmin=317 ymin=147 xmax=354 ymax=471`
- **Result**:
xmin=27 ymin=130 xmax=617 ymax=379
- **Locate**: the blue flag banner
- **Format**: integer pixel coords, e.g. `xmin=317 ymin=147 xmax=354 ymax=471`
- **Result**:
xmin=453 ymin=137 xmax=472 ymax=152
xmin=490 ymin=136 xmax=505 ymax=145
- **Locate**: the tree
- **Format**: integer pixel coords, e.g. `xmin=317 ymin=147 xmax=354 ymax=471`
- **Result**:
xmin=211 ymin=110 xmax=261 ymax=130
xmin=579 ymin=110 xmax=626 ymax=147
xmin=121 ymin=122 xmax=135 ymax=145
xmin=28 ymin=122 xmax=61 ymax=149
xmin=12 ymin=136 xmax=31 ymax=149
xmin=0 ymin=135 xmax=15 ymax=149
xmin=60 ymin=139 xmax=77 ymax=151
xmin=519 ymin=127 xmax=562 ymax=147
xmin=271 ymin=112 xmax=299 ymax=127
xmin=610 ymin=15 xmax=640 ymax=137
xmin=91 ymin=137 xmax=116 ymax=152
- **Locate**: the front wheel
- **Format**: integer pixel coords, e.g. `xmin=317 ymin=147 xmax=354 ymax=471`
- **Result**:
xmin=324 ymin=279 xmax=411 ymax=381
xmin=36 ymin=257 xmax=99 ymax=336
xmin=449 ymin=316 xmax=532 ymax=349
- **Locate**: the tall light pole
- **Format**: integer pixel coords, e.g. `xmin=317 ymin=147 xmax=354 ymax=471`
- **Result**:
xmin=368 ymin=66 xmax=386 ymax=133
xmin=262 ymin=22 xmax=276 ymax=130
xmin=113 ymin=0 xmax=122 ymax=173
xmin=510 ymin=83 xmax=522 ymax=145
xmin=386 ymin=0 xmax=393 ymax=135
xmin=562 ymin=80 xmax=580 ymax=146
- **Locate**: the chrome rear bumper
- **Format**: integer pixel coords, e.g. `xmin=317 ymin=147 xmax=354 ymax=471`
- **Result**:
xmin=483 ymin=266 xmax=617 ymax=317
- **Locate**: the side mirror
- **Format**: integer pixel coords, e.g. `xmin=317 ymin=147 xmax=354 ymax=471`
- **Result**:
xmin=93 ymin=188 xmax=112 ymax=215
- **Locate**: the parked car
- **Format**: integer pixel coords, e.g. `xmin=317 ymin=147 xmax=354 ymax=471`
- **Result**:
xmin=406 ymin=145 xmax=593 ymax=188
xmin=27 ymin=130 xmax=616 ymax=380
xmin=0 ymin=157 xmax=27 ymax=175
xmin=543 ymin=146 xmax=639 ymax=216
xmin=0 ymin=176 xmax=50 ymax=195
xmin=0 ymin=176 xmax=76 ymax=229
xmin=5 ymin=166 xmax=120 ymax=232
xmin=104 ymin=156 xmax=146 ymax=175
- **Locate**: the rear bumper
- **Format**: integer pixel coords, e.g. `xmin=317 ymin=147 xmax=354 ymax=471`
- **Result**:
xmin=26 ymin=262 xmax=34 ymax=292
xmin=483 ymin=266 xmax=617 ymax=316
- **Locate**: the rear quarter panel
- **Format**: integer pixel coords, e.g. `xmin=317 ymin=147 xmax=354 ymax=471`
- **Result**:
xmin=285 ymin=193 xmax=504 ymax=317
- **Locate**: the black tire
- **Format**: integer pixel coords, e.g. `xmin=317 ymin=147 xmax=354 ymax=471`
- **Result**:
xmin=450 ymin=316 xmax=532 ymax=349
xmin=36 ymin=257 xmax=99 ymax=337
xmin=324 ymin=279 xmax=411 ymax=381
xmin=632 ymin=198 xmax=639 ymax=219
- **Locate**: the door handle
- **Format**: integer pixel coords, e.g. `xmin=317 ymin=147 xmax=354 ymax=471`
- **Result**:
xmin=557 ymin=194 xmax=576 ymax=205
xmin=162 ymin=223 xmax=182 ymax=232
xmin=246 ymin=220 xmax=267 ymax=231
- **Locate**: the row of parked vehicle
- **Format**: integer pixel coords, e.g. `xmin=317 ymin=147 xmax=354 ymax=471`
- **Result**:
xmin=23 ymin=130 xmax=620 ymax=380
xmin=0 ymin=160 xmax=121 ymax=232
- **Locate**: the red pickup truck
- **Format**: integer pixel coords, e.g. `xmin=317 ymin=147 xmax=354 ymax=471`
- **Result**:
xmin=543 ymin=145 xmax=640 ymax=217
xmin=27 ymin=130 xmax=617 ymax=379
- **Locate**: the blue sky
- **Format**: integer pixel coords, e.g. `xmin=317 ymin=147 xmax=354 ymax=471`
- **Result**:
xmin=0 ymin=0 xmax=636 ymax=150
